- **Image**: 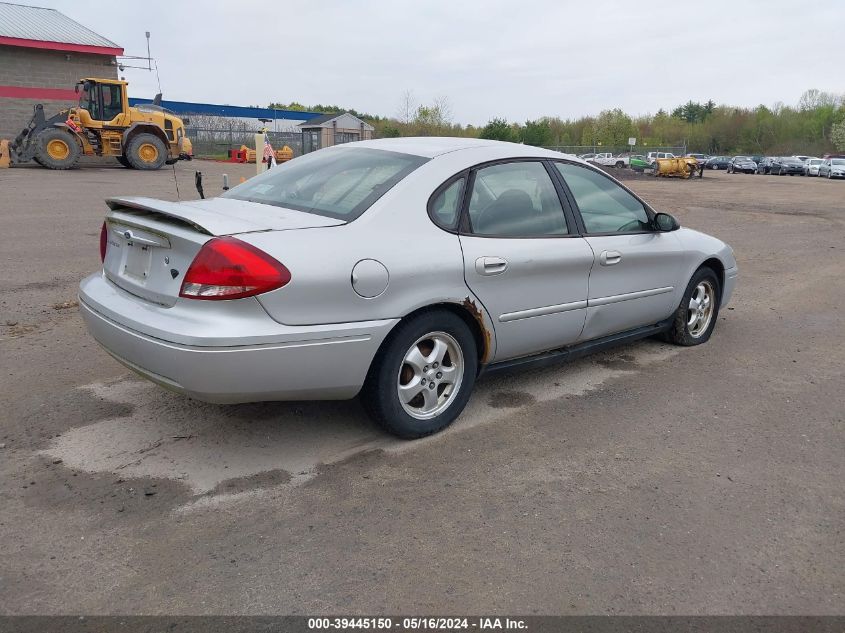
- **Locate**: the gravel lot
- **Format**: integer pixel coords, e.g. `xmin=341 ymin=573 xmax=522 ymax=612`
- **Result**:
xmin=0 ymin=161 xmax=843 ymax=614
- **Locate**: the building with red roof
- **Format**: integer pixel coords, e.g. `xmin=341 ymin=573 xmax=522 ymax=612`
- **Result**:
xmin=0 ymin=2 xmax=123 ymax=138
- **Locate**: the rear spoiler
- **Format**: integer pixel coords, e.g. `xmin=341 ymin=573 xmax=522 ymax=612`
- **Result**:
xmin=106 ymin=197 xmax=217 ymax=234
xmin=105 ymin=196 xmax=346 ymax=236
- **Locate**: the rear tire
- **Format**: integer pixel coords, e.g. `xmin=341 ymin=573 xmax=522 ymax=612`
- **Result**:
xmin=126 ymin=133 xmax=167 ymax=170
xmin=361 ymin=311 xmax=478 ymax=439
xmin=34 ymin=128 xmax=80 ymax=170
xmin=663 ymin=267 xmax=721 ymax=346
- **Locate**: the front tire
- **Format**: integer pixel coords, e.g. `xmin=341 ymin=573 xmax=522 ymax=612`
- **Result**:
xmin=116 ymin=155 xmax=133 ymax=168
xmin=361 ymin=311 xmax=478 ymax=439
xmin=34 ymin=128 xmax=80 ymax=170
xmin=664 ymin=267 xmax=721 ymax=346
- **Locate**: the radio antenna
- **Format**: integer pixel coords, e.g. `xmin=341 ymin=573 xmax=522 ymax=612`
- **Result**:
xmin=172 ymin=163 xmax=181 ymax=201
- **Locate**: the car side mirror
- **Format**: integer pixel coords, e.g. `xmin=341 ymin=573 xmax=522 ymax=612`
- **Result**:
xmin=653 ymin=212 xmax=680 ymax=232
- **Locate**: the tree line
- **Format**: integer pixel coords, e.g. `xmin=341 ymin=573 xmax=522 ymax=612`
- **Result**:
xmin=270 ymin=89 xmax=845 ymax=155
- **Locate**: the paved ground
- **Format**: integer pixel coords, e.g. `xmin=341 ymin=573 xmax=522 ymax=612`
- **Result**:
xmin=0 ymin=161 xmax=843 ymax=615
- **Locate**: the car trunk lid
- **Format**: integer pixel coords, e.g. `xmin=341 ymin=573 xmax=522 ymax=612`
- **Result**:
xmin=102 ymin=196 xmax=345 ymax=307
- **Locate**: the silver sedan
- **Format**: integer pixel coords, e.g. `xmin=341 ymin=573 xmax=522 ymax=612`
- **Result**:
xmin=79 ymin=138 xmax=738 ymax=438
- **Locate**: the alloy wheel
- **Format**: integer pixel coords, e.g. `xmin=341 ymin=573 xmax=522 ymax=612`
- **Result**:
xmin=687 ymin=281 xmax=716 ymax=338
xmin=396 ymin=331 xmax=464 ymax=420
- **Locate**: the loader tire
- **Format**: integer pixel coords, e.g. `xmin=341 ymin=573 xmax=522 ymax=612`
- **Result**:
xmin=116 ymin=156 xmax=133 ymax=169
xmin=35 ymin=128 xmax=81 ymax=170
xmin=126 ymin=133 xmax=167 ymax=170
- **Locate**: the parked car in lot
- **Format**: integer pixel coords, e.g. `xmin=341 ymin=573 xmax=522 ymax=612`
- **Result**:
xmin=803 ymin=158 xmax=823 ymax=176
xmin=757 ymin=157 xmax=775 ymax=174
xmin=727 ymin=156 xmax=758 ymax=174
xmin=578 ymin=153 xmax=597 ymax=161
xmin=592 ymin=152 xmax=629 ymax=168
xmin=79 ymin=138 xmax=738 ymax=438
xmin=705 ymin=156 xmax=731 ymax=170
xmin=629 ymin=154 xmax=649 ymax=171
xmin=647 ymin=151 xmax=676 ymax=164
xmin=818 ymin=157 xmax=845 ymax=179
xmin=686 ymin=153 xmax=710 ymax=164
xmin=770 ymin=156 xmax=805 ymax=175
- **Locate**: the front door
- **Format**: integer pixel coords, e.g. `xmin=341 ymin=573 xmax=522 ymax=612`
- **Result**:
xmin=457 ymin=160 xmax=594 ymax=361
xmin=552 ymin=161 xmax=688 ymax=341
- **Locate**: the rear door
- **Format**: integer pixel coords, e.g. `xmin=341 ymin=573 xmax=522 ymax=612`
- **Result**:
xmin=456 ymin=160 xmax=594 ymax=361
xmin=552 ymin=161 xmax=688 ymax=342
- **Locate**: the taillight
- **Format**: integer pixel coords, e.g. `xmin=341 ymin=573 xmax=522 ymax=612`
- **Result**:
xmin=99 ymin=221 xmax=107 ymax=262
xmin=179 ymin=236 xmax=291 ymax=300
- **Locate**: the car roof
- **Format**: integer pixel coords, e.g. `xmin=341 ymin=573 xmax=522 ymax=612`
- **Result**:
xmin=346 ymin=136 xmax=572 ymax=160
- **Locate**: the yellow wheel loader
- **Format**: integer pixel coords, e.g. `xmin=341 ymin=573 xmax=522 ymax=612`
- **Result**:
xmin=5 ymin=78 xmax=192 ymax=170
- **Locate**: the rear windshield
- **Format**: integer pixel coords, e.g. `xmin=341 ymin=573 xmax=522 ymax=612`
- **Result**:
xmin=224 ymin=148 xmax=429 ymax=220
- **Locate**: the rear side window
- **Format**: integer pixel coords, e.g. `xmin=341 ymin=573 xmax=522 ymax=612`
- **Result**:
xmin=555 ymin=162 xmax=651 ymax=234
xmin=225 ymin=148 xmax=428 ymax=220
xmin=429 ymin=177 xmax=465 ymax=230
xmin=466 ymin=162 xmax=569 ymax=237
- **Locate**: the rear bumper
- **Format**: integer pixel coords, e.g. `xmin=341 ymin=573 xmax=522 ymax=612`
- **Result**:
xmin=79 ymin=272 xmax=397 ymax=403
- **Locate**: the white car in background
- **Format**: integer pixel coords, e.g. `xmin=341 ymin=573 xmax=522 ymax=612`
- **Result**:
xmin=591 ymin=153 xmax=629 ymax=168
xmin=803 ymin=158 xmax=823 ymax=176
xmin=647 ymin=151 xmax=676 ymax=165
xmin=818 ymin=158 xmax=845 ymax=179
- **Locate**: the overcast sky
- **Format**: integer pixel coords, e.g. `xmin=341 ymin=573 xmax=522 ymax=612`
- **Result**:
xmin=38 ymin=0 xmax=844 ymax=124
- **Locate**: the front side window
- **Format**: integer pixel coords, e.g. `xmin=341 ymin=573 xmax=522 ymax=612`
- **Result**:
xmin=79 ymin=84 xmax=99 ymax=119
xmin=466 ymin=162 xmax=568 ymax=237
xmin=555 ymin=162 xmax=651 ymax=234
xmin=224 ymin=148 xmax=428 ymax=220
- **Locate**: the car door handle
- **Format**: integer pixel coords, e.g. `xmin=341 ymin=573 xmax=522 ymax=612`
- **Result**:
xmin=475 ymin=256 xmax=508 ymax=276
xmin=599 ymin=250 xmax=622 ymax=266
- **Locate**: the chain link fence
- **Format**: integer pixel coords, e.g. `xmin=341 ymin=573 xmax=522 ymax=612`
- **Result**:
xmin=186 ymin=127 xmax=304 ymax=159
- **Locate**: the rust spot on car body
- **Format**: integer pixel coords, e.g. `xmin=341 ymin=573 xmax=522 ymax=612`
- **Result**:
xmin=462 ymin=297 xmax=493 ymax=364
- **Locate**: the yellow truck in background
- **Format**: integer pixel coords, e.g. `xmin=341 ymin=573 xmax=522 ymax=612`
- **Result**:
xmin=2 ymin=78 xmax=192 ymax=170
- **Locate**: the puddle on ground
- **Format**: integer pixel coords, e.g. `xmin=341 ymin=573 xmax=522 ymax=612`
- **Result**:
xmin=40 ymin=341 xmax=680 ymax=501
